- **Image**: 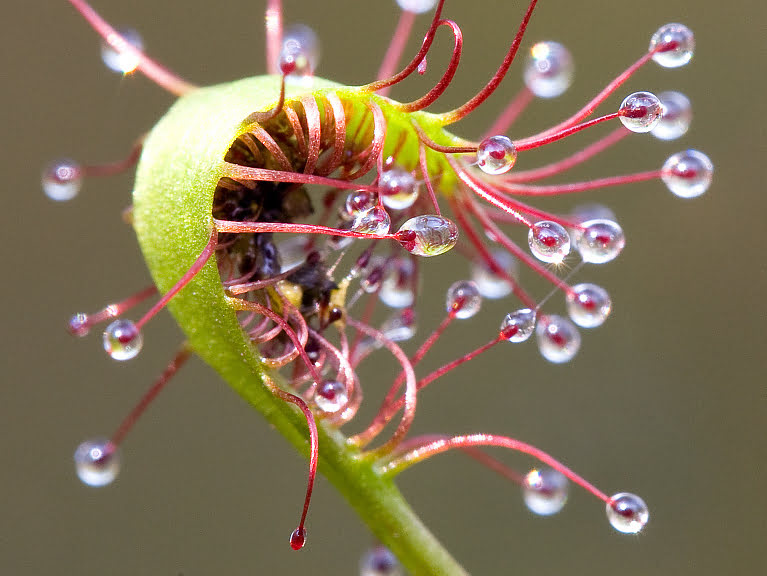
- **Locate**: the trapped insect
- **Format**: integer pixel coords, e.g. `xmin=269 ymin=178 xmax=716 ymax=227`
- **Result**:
xmin=47 ymin=1 xmax=711 ymax=573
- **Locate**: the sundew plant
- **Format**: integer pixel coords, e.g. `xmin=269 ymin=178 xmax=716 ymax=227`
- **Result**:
xmin=46 ymin=1 xmax=712 ymax=574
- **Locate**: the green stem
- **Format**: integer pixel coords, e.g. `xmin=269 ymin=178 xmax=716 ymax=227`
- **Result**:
xmin=131 ymin=76 xmax=468 ymax=576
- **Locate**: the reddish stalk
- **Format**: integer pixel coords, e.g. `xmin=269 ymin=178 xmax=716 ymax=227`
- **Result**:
xmin=439 ymin=0 xmax=539 ymax=125
xmin=514 ymin=113 xmax=621 ymax=151
xmin=265 ymin=0 xmax=283 ymax=76
xmin=376 ymin=9 xmax=417 ymax=95
xmin=418 ymin=142 xmax=443 ymax=214
xmin=214 ymin=218 xmax=398 ymax=243
xmin=135 ymin=228 xmax=218 ymax=331
xmin=69 ymin=285 xmax=157 ymax=336
xmin=496 ymin=170 xmax=663 ymax=196
xmin=80 ymin=139 xmax=144 ymax=178
xmin=223 ymin=163 xmax=377 ymax=192
xmin=379 ymin=433 xmax=610 ymax=504
xmin=67 ymin=0 xmax=197 ymax=96
xmin=242 ymin=75 xmax=287 ymax=125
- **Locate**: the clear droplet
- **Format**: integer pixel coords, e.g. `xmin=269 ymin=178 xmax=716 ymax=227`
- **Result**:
xmin=346 ymin=189 xmax=378 ymax=217
xmin=360 ymin=545 xmax=403 ymax=576
xmin=68 ymin=313 xmax=90 ymax=337
xmin=101 ymin=28 xmax=143 ymax=74
xmin=379 ymin=168 xmax=419 ymax=210
xmin=42 ymin=160 xmax=82 ymax=201
xmin=619 ymin=91 xmax=663 ymax=133
xmin=570 ymin=203 xmax=617 ymax=225
xmin=279 ymin=24 xmax=320 ymax=79
xmin=352 ymin=206 xmax=391 ymax=235
xmin=500 ymin=308 xmax=536 ymax=343
xmin=650 ymin=23 xmax=694 ymax=68
xmin=661 ymin=149 xmax=713 ymax=198
xmin=397 ymin=215 xmax=458 ymax=256
xmin=361 ymin=259 xmax=385 ymax=294
xmin=476 ymin=136 xmax=517 ymax=175
xmin=522 ymin=468 xmax=569 ymax=516
xmin=74 ymin=438 xmax=120 ymax=487
xmin=528 ymin=221 xmax=571 ymax=264
xmin=380 ymin=257 xmax=416 ymax=308
xmin=103 ymin=319 xmax=143 ymax=361
xmin=524 ymin=41 xmax=574 ymax=98
xmin=396 ymin=0 xmax=438 ymax=14
xmin=576 ymin=219 xmax=625 ymax=264
xmin=289 ymin=527 xmax=307 ymax=550
xmin=314 ymin=380 xmax=349 ymax=414
xmin=381 ymin=309 xmax=417 ymax=342
xmin=566 ymin=283 xmax=612 ymax=328
xmin=652 ymin=91 xmax=692 ymax=141
xmin=536 ymin=314 xmax=581 ymax=363
xmin=606 ymin=492 xmax=650 ymax=534
xmin=471 ymin=250 xmax=518 ymax=299
xmin=446 ymin=280 xmax=482 ymax=319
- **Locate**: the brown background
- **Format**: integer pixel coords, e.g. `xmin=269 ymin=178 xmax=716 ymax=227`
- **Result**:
xmin=2 ymin=1 xmax=765 ymax=574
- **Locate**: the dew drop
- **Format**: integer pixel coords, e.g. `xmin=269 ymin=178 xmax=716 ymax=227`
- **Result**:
xmin=379 ymin=168 xmax=419 ymax=210
xmin=42 ymin=160 xmax=82 ymax=201
xmin=101 ymin=28 xmax=143 ymax=74
xmin=360 ymin=545 xmax=403 ymax=576
xmin=74 ymin=438 xmax=120 ymax=487
xmin=476 ymin=135 xmax=517 ymax=175
xmin=566 ymin=283 xmax=612 ymax=328
xmin=381 ymin=309 xmax=417 ymax=342
xmin=280 ymin=24 xmax=320 ymax=80
xmin=68 ymin=313 xmax=90 ymax=337
xmin=345 ymin=189 xmax=378 ymax=217
xmin=522 ymin=468 xmax=569 ymax=516
xmin=396 ymin=0 xmax=438 ymax=14
xmin=536 ymin=314 xmax=581 ymax=363
xmin=661 ymin=149 xmax=713 ymax=198
xmin=576 ymin=219 xmax=625 ymax=264
xmin=619 ymin=91 xmax=663 ymax=133
xmin=103 ymin=319 xmax=143 ymax=361
xmin=289 ymin=527 xmax=307 ymax=550
xmin=652 ymin=91 xmax=692 ymax=141
xmin=471 ymin=250 xmax=518 ymax=299
xmin=606 ymin=492 xmax=650 ymax=534
xmin=380 ymin=257 xmax=416 ymax=308
xmin=500 ymin=308 xmax=536 ymax=343
xmin=397 ymin=215 xmax=458 ymax=256
xmin=352 ymin=206 xmax=391 ymax=235
xmin=650 ymin=23 xmax=694 ymax=68
xmin=361 ymin=259 xmax=385 ymax=294
xmin=524 ymin=41 xmax=574 ymax=98
xmin=445 ymin=280 xmax=482 ymax=319
xmin=528 ymin=221 xmax=571 ymax=264
xmin=314 ymin=380 xmax=350 ymax=414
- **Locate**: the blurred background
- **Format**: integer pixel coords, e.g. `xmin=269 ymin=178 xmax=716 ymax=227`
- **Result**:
xmin=2 ymin=1 xmax=765 ymax=574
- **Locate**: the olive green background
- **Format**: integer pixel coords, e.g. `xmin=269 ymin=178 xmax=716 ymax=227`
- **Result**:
xmin=2 ymin=1 xmax=764 ymax=574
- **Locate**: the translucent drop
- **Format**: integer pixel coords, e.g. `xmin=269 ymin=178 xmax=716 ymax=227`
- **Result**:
xmin=361 ymin=259 xmax=385 ymax=294
xmin=279 ymin=24 xmax=320 ymax=79
xmin=379 ymin=168 xmax=419 ymax=210
xmin=74 ymin=438 xmax=120 ymax=487
xmin=476 ymin=136 xmax=517 ymax=175
xmin=397 ymin=215 xmax=458 ymax=257
xmin=314 ymin=380 xmax=349 ymax=414
xmin=381 ymin=309 xmax=417 ymax=342
xmin=619 ymin=92 xmax=663 ymax=133
xmin=536 ymin=314 xmax=581 ymax=363
xmin=661 ymin=149 xmax=713 ymax=198
xmin=101 ymin=28 xmax=143 ymax=74
xmin=652 ymin=91 xmax=692 ymax=141
xmin=606 ymin=492 xmax=650 ymax=534
xmin=566 ymin=283 xmax=612 ymax=328
xmin=103 ymin=319 xmax=143 ymax=361
xmin=445 ymin=280 xmax=482 ymax=319
xmin=352 ymin=206 xmax=391 ymax=235
xmin=380 ymin=257 xmax=416 ymax=308
xmin=360 ymin=545 xmax=403 ymax=576
xmin=522 ymin=468 xmax=569 ymax=516
xmin=346 ymin=189 xmax=378 ymax=217
xmin=396 ymin=0 xmax=438 ymax=14
xmin=289 ymin=527 xmax=307 ymax=550
xmin=524 ymin=41 xmax=574 ymax=99
xmin=528 ymin=221 xmax=571 ymax=264
xmin=471 ymin=250 xmax=518 ymax=299
xmin=42 ymin=160 xmax=82 ymax=201
xmin=570 ymin=203 xmax=617 ymax=225
xmin=500 ymin=308 xmax=536 ymax=343
xmin=576 ymin=219 xmax=625 ymax=264
xmin=68 ymin=313 xmax=90 ymax=337
xmin=650 ymin=23 xmax=694 ymax=68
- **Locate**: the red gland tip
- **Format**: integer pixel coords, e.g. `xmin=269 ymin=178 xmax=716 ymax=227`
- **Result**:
xmin=289 ymin=527 xmax=307 ymax=550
